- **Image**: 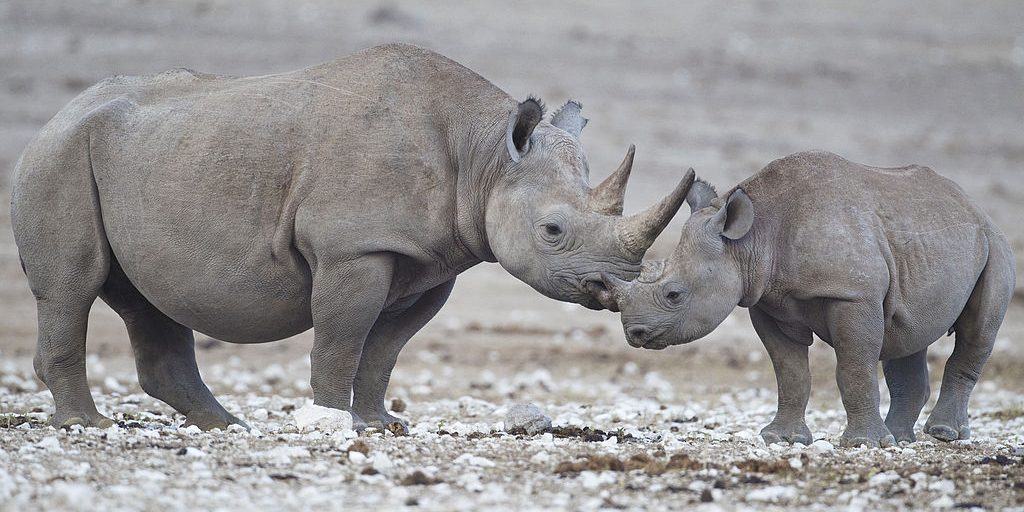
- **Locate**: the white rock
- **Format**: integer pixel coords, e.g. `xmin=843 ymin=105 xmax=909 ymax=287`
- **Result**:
xmin=788 ymin=457 xmax=803 ymax=470
xmin=930 ymin=495 xmax=955 ymax=509
xmin=181 ymin=447 xmax=206 ymax=458
xmin=928 ymin=479 xmax=956 ymax=494
xmin=503 ymin=403 xmax=552 ymax=435
xmin=226 ymin=423 xmax=247 ymax=433
xmin=868 ymin=471 xmax=900 ymax=487
xmin=0 ymin=467 xmax=15 ymax=499
xmin=35 ymin=437 xmax=62 ymax=452
xmin=251 ymin=408 xmax=269 ymax=421
xmin=746 ymin=485 xmax=798 ymax=503
xmin=530 ymin=451 xmax=551 ymax=464
xmin=809 ymin=440 xmax=834 ymax=453
xmin=348 ymin=451 xmax=367 ymax=464
xmin=454 ymin=453 xmax=496 ymax=467
xmin=456 ymin=473 xmax=484 ymax=492
xmin=181 ymin=425 xmax=203 ymax=435
xmin=372 ymin=453 xmax=394 ymax=473
xmin=293 ymin=403 xmax=353 ymax=432
xmin=579 ymin=471 xmax=615 ymax=490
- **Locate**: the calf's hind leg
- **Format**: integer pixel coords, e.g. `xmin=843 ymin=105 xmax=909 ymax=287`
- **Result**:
xmin=926 ymin=245 xmax=1013 ymax=442
xmin=882 ymin=349 xmax=930 ymax=443
xmin=100 ymin=259 xmax=245 ymax=430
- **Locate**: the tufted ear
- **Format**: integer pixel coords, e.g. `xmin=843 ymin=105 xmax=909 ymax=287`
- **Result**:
xmin=505 ymin=97 xmax=544 ymax=162
xmin=709 ymin=188 xmax=754 ymax=240
xmin=685 ymin=178 xmax=718 ymax=213
xmin=550 ymin=100 xmax=587 ymax=139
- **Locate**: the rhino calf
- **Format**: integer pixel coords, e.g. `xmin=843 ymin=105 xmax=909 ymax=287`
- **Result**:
xmin=598 ymin=151 xmax=1015 ymax=447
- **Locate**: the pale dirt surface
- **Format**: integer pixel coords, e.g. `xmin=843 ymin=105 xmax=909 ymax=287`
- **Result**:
xmin=1 ymin=1 xmax=1024 ymax=510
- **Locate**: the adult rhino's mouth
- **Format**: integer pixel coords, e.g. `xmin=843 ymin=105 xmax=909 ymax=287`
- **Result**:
xmin=581 ymin=274 xmax=619 ymax=312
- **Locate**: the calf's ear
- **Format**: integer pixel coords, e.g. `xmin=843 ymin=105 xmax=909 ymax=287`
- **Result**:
xmin=709 ymin=188 xmax=753 ymax=240
xmin=506 ymin=97 xmax=545 ymax=162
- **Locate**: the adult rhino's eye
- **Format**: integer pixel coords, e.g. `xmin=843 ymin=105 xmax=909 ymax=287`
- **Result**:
xmin=660 ymin=283 xmax=687 ymax=307
xmin=544 ymin=223 xmax=563 ymax=236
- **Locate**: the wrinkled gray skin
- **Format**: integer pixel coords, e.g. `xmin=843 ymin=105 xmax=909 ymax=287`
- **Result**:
xmin=600 ymin=151 xmax=1015 ymax=447
xmin=10 ymin=43 xmax=695 ymax=431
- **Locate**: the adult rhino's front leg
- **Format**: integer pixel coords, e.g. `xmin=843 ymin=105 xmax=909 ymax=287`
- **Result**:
xmin=827 ymin=301 xmax=895 ymax=448
xmin=309 ymin=254 xmax=394 ymax=430
xmin=352 ymin=279 xmax=456 ymax=432
xmin=750 ymin=308 xmax=813 ymax=445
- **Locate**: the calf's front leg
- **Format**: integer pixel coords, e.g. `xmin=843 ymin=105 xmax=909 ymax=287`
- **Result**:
xmin=827 ymin=301 xmax=895 ymax=447
xmin=750 ymin=307 xmax=813 ymax=445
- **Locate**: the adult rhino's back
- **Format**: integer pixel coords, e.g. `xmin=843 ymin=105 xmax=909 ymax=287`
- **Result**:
xmin=18 ymin=43 xmax=502 ymax=342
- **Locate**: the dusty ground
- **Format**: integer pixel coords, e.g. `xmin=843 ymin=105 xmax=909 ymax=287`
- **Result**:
xmin=1 ymin=1 xmax=1023 ymax=510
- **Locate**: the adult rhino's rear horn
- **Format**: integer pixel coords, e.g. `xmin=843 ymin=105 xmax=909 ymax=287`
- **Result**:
xmin=616 ymin=168 xmax=696 ymax=257
xmin=587 ymin=144 xmax=635 ymax=216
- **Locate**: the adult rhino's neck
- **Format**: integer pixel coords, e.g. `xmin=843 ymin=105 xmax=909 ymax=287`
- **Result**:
xmin=730 ymin=215 xmax=777 ymax=308
xmin=443 ymin=98 xmax=515 ymax=265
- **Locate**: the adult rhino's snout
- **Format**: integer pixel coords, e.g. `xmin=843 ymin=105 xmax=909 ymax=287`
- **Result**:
xmin=614 ymin=168 xmax=696 ymax=257
xmin=583 ymin=274 xmax=619 ymax=312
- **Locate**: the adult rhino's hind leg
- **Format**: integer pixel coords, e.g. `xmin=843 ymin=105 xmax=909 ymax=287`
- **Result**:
xmin=926 ymin=241 xmax=1013 ymax=442
xmin=12 ymin=128 xmax=113 ymax=428
xmin=99 ymin=259 xmax=245 ymax=431
xmin=352 ymin=279 xmax=455 ymax=432
xmin=882 ymin=349 xmax=930 ymax=443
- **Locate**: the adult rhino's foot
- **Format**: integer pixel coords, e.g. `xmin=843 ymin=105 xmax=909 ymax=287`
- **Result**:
xmin=353 ymin=410 xmax=406 ymax=434
xmin=760 ymin=420 xmax=812 ymax=445
xmin=924 ymin=418 xmax=970 ymax=441
xmin=884 ymin=418 xmax=918 ymax=443
xmin=52 ymin=411 xmax=114 ymax=429
xmin=840 ymin=421 xmax=895 ymax=448
xmin=183 ymin=409 xmax=249 ymax=431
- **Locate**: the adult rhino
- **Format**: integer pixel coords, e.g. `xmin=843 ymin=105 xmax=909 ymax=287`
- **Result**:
xmin=11 ymin=43 xmax=694 ymax=431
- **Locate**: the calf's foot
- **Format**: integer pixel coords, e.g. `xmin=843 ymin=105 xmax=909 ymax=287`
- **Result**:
xmin=52 ymin=410 xmax=114 ymax=429
xmin=884 ymin=421 xmax=918 ymax=444
xmin=924 ymin=407 xmax=970 ymax=441
xmin=760 ymin=420 xmax=812 ymax=445
xmin=183 ymin=409 xmax=249 ymax=431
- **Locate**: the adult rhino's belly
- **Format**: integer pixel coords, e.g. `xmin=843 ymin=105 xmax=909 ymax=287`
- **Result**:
xmin=103 ymin=213 xmax=314 ymax=343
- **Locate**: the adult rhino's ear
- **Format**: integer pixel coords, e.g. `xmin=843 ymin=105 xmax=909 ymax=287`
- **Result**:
xmin=550 ymin=100 xmax=587 ymax=139
xmin=506 ymin=97 xmax=545 ymax=162
xmin=709 ymin=188 xmax=753 ymax=240
xmin=686 ymin=178 xmax=718 ymax=213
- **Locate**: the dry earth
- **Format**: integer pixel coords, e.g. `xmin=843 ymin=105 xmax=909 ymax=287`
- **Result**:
xmin=1 ymin=1 xmax=1023 ymax=510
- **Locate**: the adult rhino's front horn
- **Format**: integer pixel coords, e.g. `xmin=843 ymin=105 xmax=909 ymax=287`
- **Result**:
xmin=614 ymin=167 xmax=696 ymax=257
xmin=587 ymin=145 xmax=636 ymax=216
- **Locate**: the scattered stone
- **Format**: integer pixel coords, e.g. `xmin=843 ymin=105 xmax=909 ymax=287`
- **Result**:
xmin=293 ymin=404 xmax=353 ymax=432
xmin=400 ymin=470 xmax=441 ymax=486
xmin=746 ymin=485 xmax=798 ymax=503
xmin=504 ymin=404 xmax=552 ymax=435
xmin=390 ymin=398 xmax=407 ymax=413
xmin=35 ymin=437 xmax=62 ymax=452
